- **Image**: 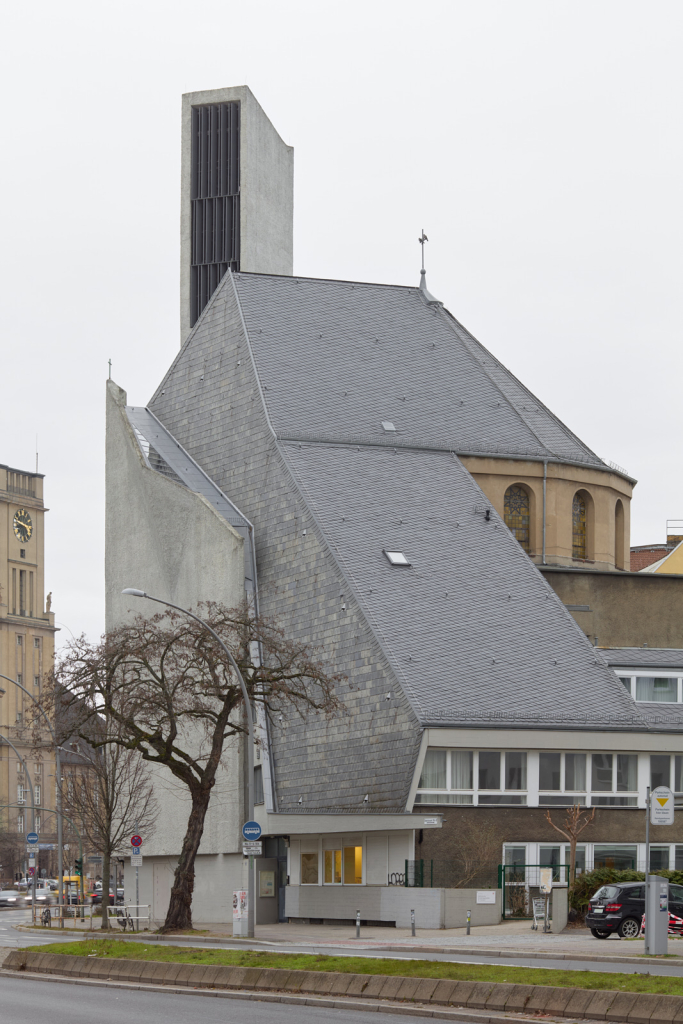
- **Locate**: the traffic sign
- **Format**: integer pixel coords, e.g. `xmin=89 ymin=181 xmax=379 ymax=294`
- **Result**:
xmin=651 ymin=786 xmax=674 ymax=825
xmin=242 ymin=820 xmax=262 ymax=841
xmin=26 ymin=844 xmax=38 ymax=854
xmin=243 ymin=841 xmax=262 ymax=856
xmin=130 ymin=834 xmax=143 ymax=847
xmin=131 ymin=847 xmax=143 ymax=866
xmin=26 ymin=832 xmax=38 ymax=844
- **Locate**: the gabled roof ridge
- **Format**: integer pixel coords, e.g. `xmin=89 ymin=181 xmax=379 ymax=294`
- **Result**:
xmin=233 ymin=269 xmax=423 ymax=292
xmin=439 ymin=307 xmax=605 ymax=467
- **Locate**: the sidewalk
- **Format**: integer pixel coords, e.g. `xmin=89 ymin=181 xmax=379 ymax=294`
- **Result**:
xmin=20 ymin=916 xmax=683 ymax=963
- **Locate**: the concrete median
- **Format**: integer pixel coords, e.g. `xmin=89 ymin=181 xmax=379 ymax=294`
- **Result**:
xmin=3 ymin=948 xmax=680 ymax=1021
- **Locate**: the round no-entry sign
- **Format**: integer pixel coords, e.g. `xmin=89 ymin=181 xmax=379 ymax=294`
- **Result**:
xmin=131 ymin=834 xmax=143 ymax=847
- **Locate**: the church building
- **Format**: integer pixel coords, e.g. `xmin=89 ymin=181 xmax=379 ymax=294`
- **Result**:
xmin=106 ymin=86 xmax=683 ymax=927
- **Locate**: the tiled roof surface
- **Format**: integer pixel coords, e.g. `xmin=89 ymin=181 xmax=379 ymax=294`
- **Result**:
xmin=234 ymin=273 xmax=606 ymax=468
xmin=279 ymin=439 xmax=648 ymax=729
xmin=603 ymin=648 xmax=683 ymax=669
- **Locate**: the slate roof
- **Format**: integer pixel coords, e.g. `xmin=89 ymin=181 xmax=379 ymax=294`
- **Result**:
xmin=603 ymin=649 xmax=683 ymax=670
xmin=147 ymin=270 xmax=667 ymax=737
xmin=233 ymin=272 xmax=613 ymax=471
xmin=278 ymin=439 xmax=648 ymax=730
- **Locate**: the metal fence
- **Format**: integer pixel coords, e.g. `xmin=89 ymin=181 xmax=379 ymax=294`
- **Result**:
xmin=107 ymin=905 xmax=151 ymax=932
xmin=498 ymin=863 xmax=570 ymax=919
xmin=403 ymin=860 xmax=499 ymax=889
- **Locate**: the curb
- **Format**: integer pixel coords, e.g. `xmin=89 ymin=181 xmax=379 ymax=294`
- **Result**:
xmin=0 ymin=968 xmax=601 ymax=1023
xmin=4 ymin=950 xmax=681 ymax=1022
xmin=14 ymin=923 xmax=683 ymax=969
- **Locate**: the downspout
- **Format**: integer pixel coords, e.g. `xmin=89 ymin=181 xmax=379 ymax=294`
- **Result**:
xmin=542 ymin=460 xmax=548 ymax=566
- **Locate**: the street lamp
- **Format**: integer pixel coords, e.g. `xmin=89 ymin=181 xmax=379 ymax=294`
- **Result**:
xmin=121 ymin=589 xmax=256 ymax=938
xmin=0 ymin=672 xmax=64 ymax=924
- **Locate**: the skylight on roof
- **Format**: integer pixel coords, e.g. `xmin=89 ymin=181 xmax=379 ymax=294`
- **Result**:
xmin=381 ymin=421 xmax=396 ymax=432
xmin=384 ymin=550 xmax=411 ymax=566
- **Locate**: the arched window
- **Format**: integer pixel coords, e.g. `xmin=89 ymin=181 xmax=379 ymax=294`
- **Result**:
xmin=572 ymin=493 xmax=587 ymax=560
xmin=615 ymin=500 xmax=625 ymax=570
xmin=504 ymin=484 xmax=530 ymax=552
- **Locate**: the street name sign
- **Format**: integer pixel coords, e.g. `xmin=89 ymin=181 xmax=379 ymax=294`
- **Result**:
xmin=243 ymin=841 xmax=263 ymax=856
xmin=651 ymin=786 xmax=674 ymax=825
xmin=26 ymin=832 xmax=38 ymax=844
xmin=242 ymin=821 xmax=262 ymax=841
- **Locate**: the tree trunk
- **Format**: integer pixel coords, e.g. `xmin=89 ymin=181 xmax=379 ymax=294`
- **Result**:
xmin=569 ymin=835 xmax=577 ymax=886
xmin=162 ymin=785 xmax=212 ymax=933
xmin=100 ymin=849 xmax=111 ymax=930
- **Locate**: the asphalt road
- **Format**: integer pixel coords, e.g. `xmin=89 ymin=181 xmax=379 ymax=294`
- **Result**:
xmin=0 ymin=974 xmax=458 ymax=1024
xmin=3 ymin=908 xmax=683 ymax=978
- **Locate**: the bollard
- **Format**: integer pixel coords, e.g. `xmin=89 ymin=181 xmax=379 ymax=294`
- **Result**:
xmin=411 ymin=908 xmax=415 ymax=937
xmin=356 ymin=910 xmax=360 ymax=938
xmin=466 ymin=909 xmax=471 ymax=935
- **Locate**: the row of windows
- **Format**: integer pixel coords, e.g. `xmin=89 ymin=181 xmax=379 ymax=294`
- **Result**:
xmin=505 ymin=843 xmax=683 ymax=875
xmin=16 ymin=815 xmax=40 ymax=833
xmin=416 ymin=749 xmax=680 ymax=806
xmin=503 ymin=483 xmax=624 ymax=565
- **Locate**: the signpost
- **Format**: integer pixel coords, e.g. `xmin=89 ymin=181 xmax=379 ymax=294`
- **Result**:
xmin=239 ymin=822 xmax=262 ymax=937
xmin=645 ymin=786 xmax=674 ymax=954
xmin=26 ymin=832 xmax=39 ymax=845
xmin=131 ymin=835 xmax=142 ymax=910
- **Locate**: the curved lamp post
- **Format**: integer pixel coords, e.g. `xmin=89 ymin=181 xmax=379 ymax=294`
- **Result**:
xmin=0 ymin=672 xmax=64 ymax=923
xmin=121 ymin=589 xmax=256 ymax=938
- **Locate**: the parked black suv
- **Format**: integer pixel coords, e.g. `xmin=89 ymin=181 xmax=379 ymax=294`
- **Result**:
xmin=586 ymin=881 xmax=683 ymax=938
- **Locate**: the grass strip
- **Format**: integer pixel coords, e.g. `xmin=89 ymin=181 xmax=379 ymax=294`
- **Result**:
xmin=22 ymin=939 xmax=683 ymax=996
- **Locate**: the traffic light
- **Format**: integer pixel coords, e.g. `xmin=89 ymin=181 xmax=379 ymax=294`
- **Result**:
xmin=74 ymin=857 xmax=83 ymax=876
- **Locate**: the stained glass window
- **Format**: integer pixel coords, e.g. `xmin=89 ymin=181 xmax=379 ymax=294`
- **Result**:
xmin=504 ymin=485 xmax=530 ymax=552
xmin=572 ymin=494 xmax=586 ymax=559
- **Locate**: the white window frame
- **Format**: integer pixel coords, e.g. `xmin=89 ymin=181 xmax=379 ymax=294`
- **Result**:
xmin=416 ymin=749 xmax=527 ymax=805
xmin=589 ymin=751 xmax=639 ymax=806
xmin=538 ymin=751 xmax=588 ymax=804
xmin=618 ymin=672 xmax=683 ymax=704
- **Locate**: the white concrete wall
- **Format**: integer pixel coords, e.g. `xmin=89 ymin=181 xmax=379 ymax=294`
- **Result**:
xmin=285 ymin=886 xmax=502 ymax=929
xmin=105 ymin=380 xmax=247 ymax=870
xmin=124 ymin=852 xmax=246 ymax=925
xmin=180 ymin=85 xmax=294 ymax=343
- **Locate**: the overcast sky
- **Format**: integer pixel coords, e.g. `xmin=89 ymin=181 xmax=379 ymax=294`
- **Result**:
xmin=1 ymin=1 xmax=681 ymax=645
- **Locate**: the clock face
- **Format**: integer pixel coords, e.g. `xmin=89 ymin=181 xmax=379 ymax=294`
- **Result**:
xmin=13 ymin=509 xmax=33 ymax=543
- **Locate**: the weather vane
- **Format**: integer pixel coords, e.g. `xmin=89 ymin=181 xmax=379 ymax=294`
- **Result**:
xmin=418 ymin=229 xmax=428 ymax=272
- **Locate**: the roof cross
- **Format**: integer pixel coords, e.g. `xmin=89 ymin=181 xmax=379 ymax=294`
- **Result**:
xmin=418 ymin=230 xmax=428 ymax=272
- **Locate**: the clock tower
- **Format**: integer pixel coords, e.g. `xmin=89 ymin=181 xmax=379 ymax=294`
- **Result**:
xmin=0 ymin=464 xmax=56 ymax=879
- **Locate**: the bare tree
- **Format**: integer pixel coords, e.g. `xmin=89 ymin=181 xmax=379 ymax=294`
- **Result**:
xmin=62 ymin=736 xmax=157 ymax=929
xmin=544 ymin=804 xmax=596 ymax=884
xmin=54 ymin=601 xmax=343 ymax=932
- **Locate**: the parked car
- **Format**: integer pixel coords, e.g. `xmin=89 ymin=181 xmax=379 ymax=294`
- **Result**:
xmin=89 ymin=888 xmax=124 ymax=906
xmin=0 ymin=889 xmax=21 ymax=908
xmin=586 ymin=881 xmax=683 ymax=938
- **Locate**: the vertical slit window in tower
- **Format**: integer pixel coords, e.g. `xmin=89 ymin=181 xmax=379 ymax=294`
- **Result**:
xmin=190 ymin=101 xmax=240 ymax=327
xmin=19 ymin=570 xmax=26 ymax=615
xmin=29 ymin=572 xmax=33 ymax=618
xmin=572 ymin=494 xmax=586 ymax=560
xmin=12 ymin=567 xmax=16 ymax=614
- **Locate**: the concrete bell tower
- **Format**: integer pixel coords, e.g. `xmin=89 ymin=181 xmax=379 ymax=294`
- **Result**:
xmin=180 ymin=85 xmax=294 ymax=344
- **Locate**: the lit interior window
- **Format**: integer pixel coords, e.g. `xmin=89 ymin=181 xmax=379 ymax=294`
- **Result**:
xmin=383 ymin=550 xmax=410 ymax=566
